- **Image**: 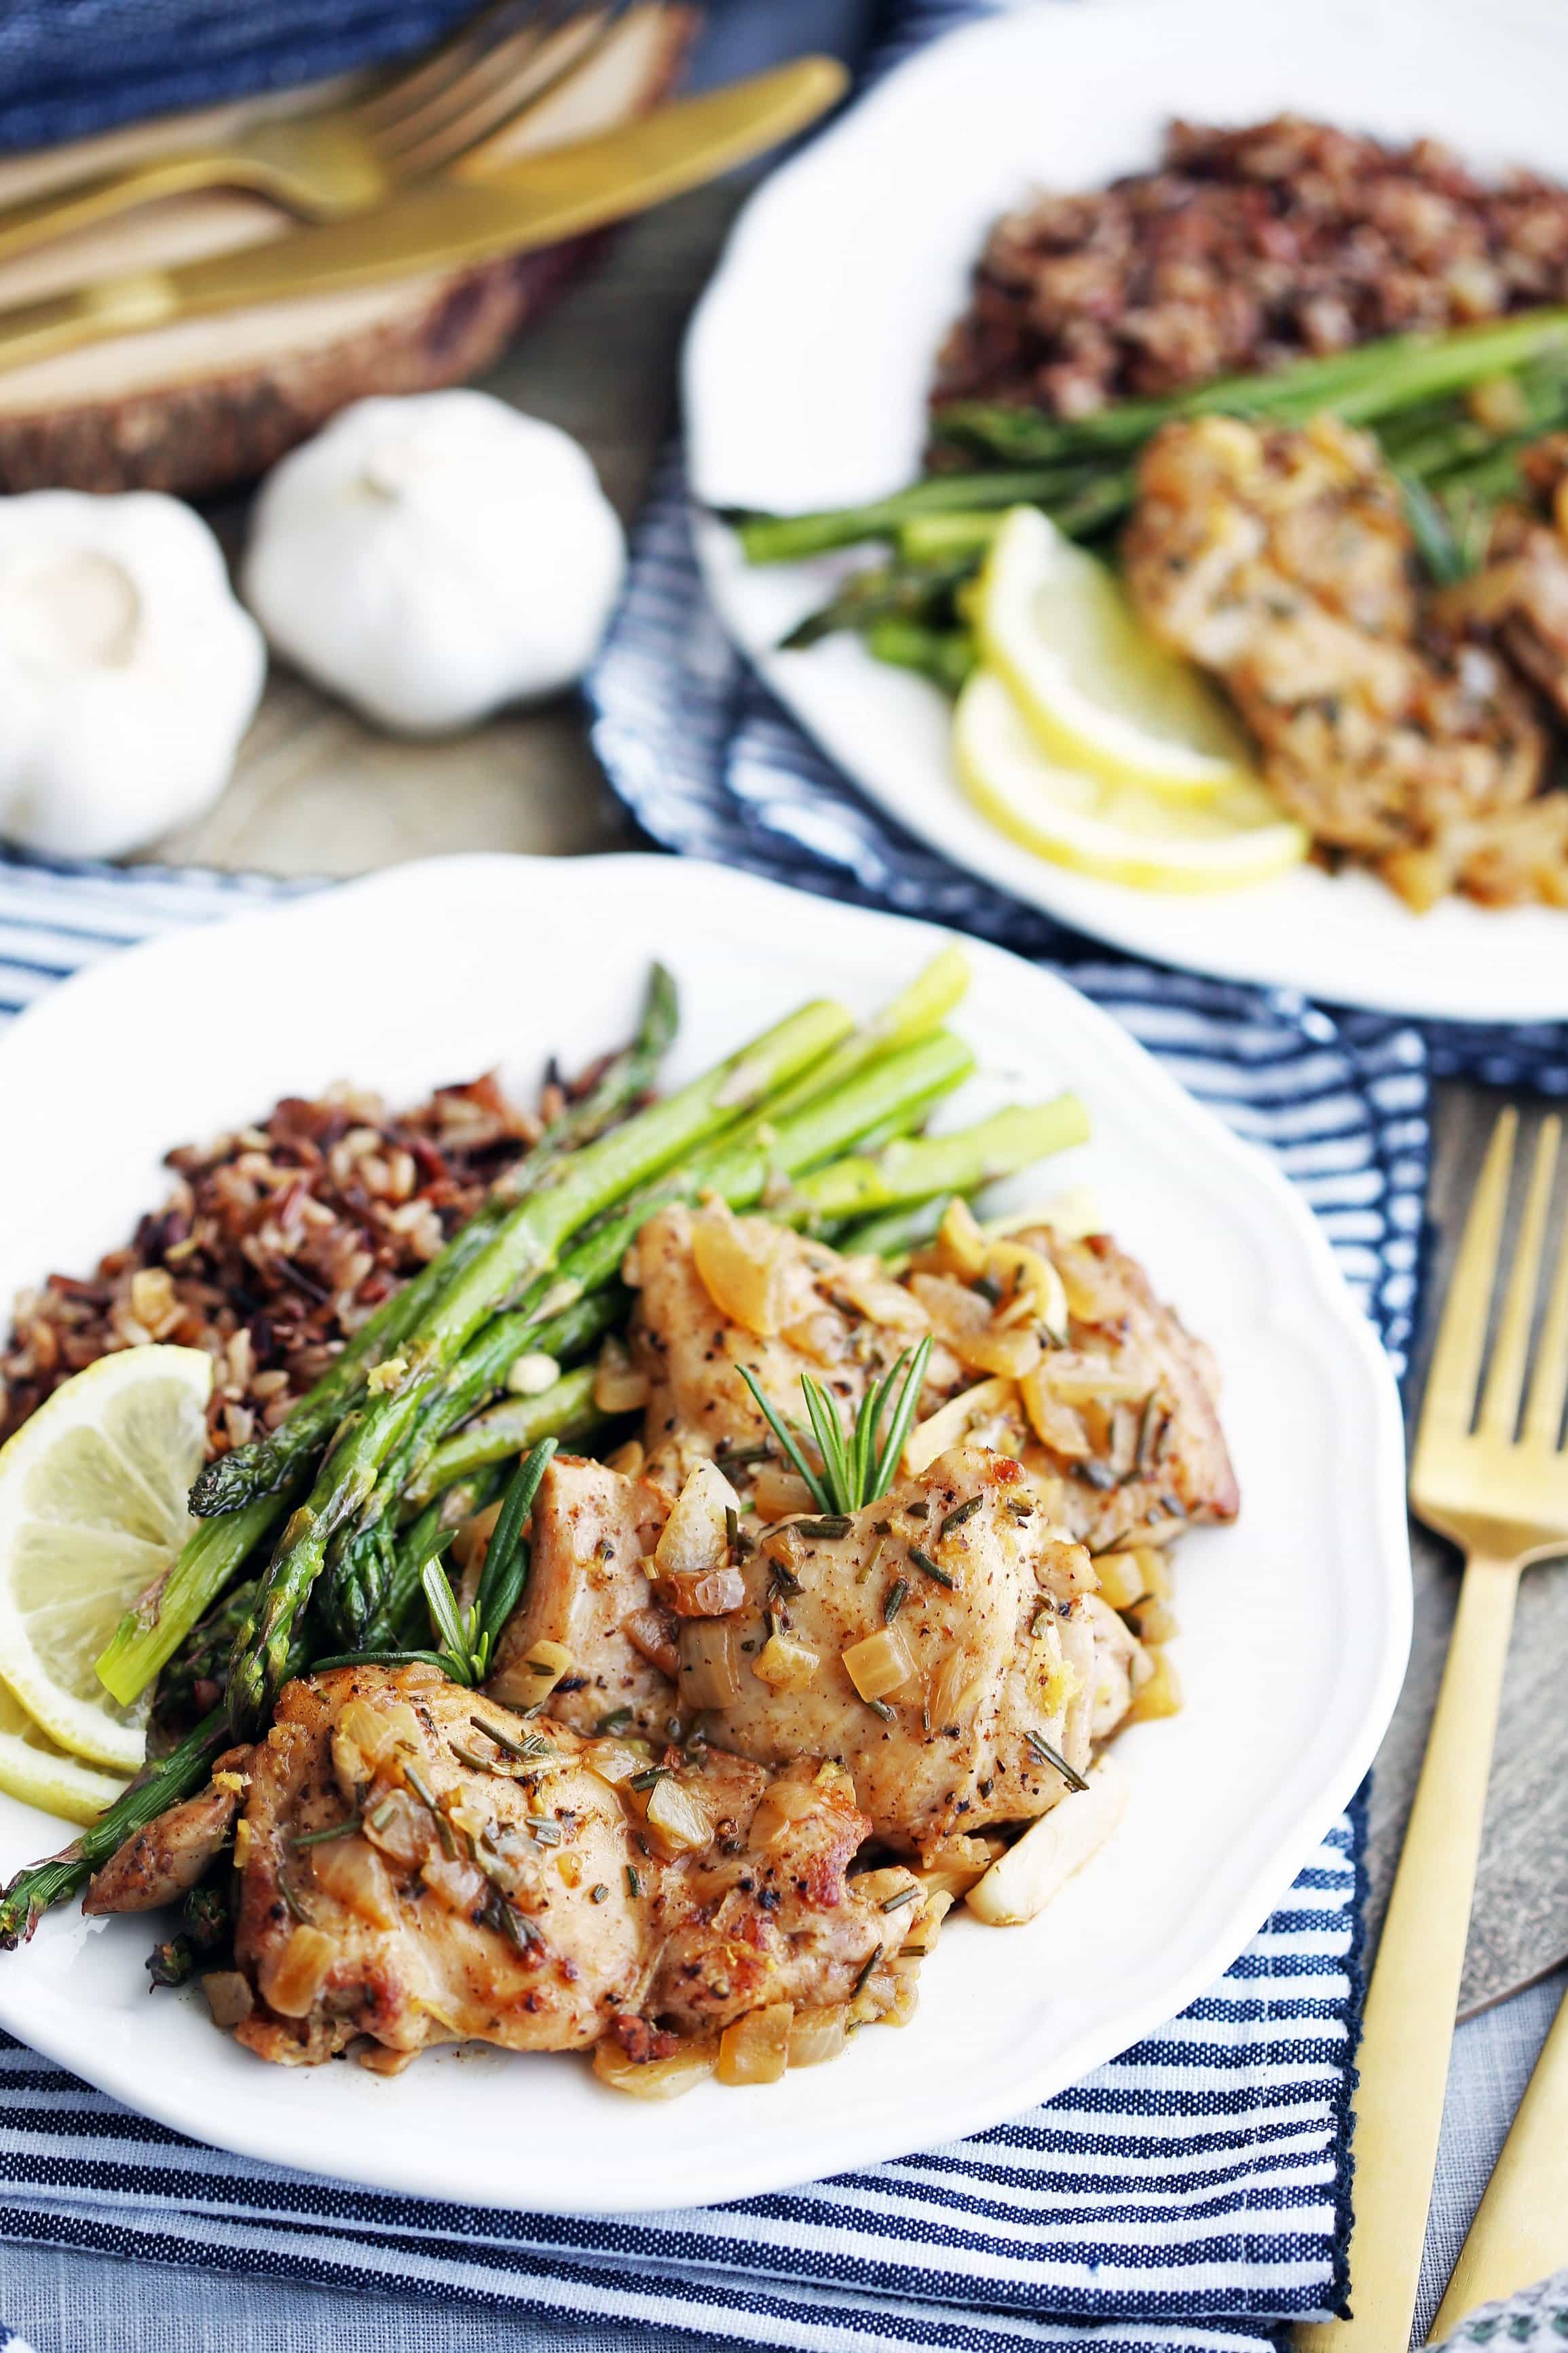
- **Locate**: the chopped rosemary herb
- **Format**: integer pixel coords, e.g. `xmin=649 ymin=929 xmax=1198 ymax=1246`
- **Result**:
xmin=906 ymin=1500 xmax=929 ymax=1520
xmin=527 ymin=1817 xmax=563 ymax=1848
xmin=597 ymin=1707 xmax=633 ymax=1736
xmin=940 ymin=1496 xmax=983 ymax=1536
xmin=367 ymin=1796 xmax=399 ymax=1834
xmin=1074 ymin=1460 xmax=1119 ymax=1490
xmin=472 ymin=1716 xmax=555 ymax=1764
xmin=401 ymin=1763 xmax=439 ymax=1813
xmin=626 ymin=1865 xmax=643 ymax=1898
xmin=795 ymin=1515 xmax=853 ymax=1540
xmin=448 ymin=1743 xmax=503 ymax=1776
xmin=883 ymin=1578 xmax=909 ymax=1625
xmin=715 ymin=1440 xmax=772 ymax=1471
xmin=292 ymin=1816 xmax=362 ymax=1848
xmin=278 ymin=1872 xmax=308 ymax=1923
xmin=1136 ymin=1396 xmax=1169 ymax=1474
xmin=909 ymin=1547 xmax=955 ymax=1589
xmin=880 ymin=1885 xmax=920 ymax=1913
xmin=865 ymin=1697 xmax=896 ymax=1724
xmin=973 ymin=1274 xmax=1002 ymax=1306
xmin=591 ymin=1883 xmax=610 ymax=1905
xmin=1005 ymin=1497 xmax=1035 ymax=1522
xmin=739 ymin=1337 xmax=933 ymax=1515
xmin=850 ymin=1948 xmax=881 ymax=2000
xmin=629 ymin=1766 xmax=669 ymax=1792
xmin=724 ymin=1504 xmax=740 ymax=1554
xmin=1025 ymin=1728 xmax=1089 ymax=1792
xmin=485 ymin=1887 xmax=540 ymax=1950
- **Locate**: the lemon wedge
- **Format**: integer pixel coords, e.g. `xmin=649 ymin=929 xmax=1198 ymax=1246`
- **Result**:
xmin=0 ymin=1346 xmax=211 ymax=1772
xmin=954 ymin=669 xmax=1309 ymax=894
xmin=973 ymin=505 xmax=1252 ymax=798
xmin=0 ymin=1680 xmax=128 ymax=1826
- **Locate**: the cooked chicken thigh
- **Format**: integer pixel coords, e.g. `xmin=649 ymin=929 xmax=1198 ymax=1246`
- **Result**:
xmin=999 ymin=1223 xmax=1239 ymax=1552
xmin=489 ymin=1453 xmax=679 ymax=1739
xmin=88 ymin=1665 xmax=920 ymax=2073
xmin=690 ymin=1445 xmax=1108 ymax=1861
xmin=629 ymin=1200 xmax=941 ymax=1493
xmin=1123 ymin=412 xmax=1565 ymax=904
xmin=231 ymin=1666 xmax=650 ymax=2065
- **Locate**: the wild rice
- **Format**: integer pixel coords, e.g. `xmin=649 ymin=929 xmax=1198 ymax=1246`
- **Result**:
xmin=933 ymin=115 xmax=1568 ymax=422
xmin=0 ymin=1062 xmax=599 ymax=1459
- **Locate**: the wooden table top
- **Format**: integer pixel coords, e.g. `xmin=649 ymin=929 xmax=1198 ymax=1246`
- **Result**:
xmin=144 ymin=179 xmax=1568 ymax=2020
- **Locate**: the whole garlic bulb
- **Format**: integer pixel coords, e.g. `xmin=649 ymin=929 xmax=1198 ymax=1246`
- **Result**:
xmin=0 ymin=491 xmax=265 ymax=861
xmin=242 ymin=391 xmax=627 ymax=735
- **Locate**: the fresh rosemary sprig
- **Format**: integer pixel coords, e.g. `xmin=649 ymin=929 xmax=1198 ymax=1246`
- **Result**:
xmin=739 ymin=1337 xmax=933 ymax=1516
xmin=420 ymin=1437 xmax=558 ymax=1686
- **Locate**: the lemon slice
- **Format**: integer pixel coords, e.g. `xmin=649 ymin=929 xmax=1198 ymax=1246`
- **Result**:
xmin=954 ymin=669 xmax=1309 ymax=894
xmin=0 ymin=1346 xmax=211 ymax=1771
xmin=0 ymin=1680 xmax=128 ymax=1826
xmin=974 ymin=506 xmax=1252 ymax=798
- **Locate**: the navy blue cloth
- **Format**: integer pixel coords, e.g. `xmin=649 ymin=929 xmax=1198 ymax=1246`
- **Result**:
xmin=0 ymin=0 xmax=480 ymax=154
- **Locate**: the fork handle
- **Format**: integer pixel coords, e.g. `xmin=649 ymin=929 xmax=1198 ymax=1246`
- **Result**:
xmin=1297 ymin=1551 xmax=1520 ymax=2353
xmin=0 ymin=152 xmax=313 ymax=274
xmin=1427 ymin=1978 xmax=1568 ymax=2337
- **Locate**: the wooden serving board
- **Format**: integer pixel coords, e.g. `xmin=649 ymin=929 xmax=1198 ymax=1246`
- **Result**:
xmin=0 ymin=3 xmax=696 ymax=497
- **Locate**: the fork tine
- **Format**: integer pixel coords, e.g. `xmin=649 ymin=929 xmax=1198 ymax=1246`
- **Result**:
xmin=375 ymin=8 xmax=616 ymax=180
xmin=1478 ymin=1115 xmax=1560 ymax=1439
xmin=354 ymin=1 xmax=563 ymax=134
xmin=1416 ymin=1109 xmax=1516 ymax=1455
xmin=1521 ymin=1117 xmax=1568 ymax=1449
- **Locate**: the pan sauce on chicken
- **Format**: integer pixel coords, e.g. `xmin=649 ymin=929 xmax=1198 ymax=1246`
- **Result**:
xmin=88 ymin=1196 xmax=1234 ymax=2094
xmin=1123 ymin=412 xmax=1568 ymax=908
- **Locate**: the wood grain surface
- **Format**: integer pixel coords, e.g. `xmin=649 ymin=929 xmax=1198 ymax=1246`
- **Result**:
xmin=143 ymin=178 xmax=1568 ymax=2019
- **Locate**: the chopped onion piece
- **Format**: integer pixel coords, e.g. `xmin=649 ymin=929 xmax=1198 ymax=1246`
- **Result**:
xmin=201 ymin=1969 xmax=253 ymax=2028
xmin=842 ymin=1624 xmax=914 ymax=1703
xmin=310 ymin=1834 xmax=398 ymax=1929
xmin=717 ymin=2001 xmax=794 ymax=2086
xmin=692 ymin=1201 xmax=796 ymax=1336
xmin=751 ymin=1631 xmax=821 ymax=1692
xmin=679 ymin=1618 xmax=744 ymax=1707
xmin=654 ymin=1460 xmax=740 ymax=1585
xmin=593 ymin=2039 xmax=717 ymax=2100
xmin=787 ymin=2004 xmax=848 ymax=2069
xmin=262 ymin=1924 xmax=337 ymax=2018
xmin=644 ymin=1775 xmax=714 ymax=1856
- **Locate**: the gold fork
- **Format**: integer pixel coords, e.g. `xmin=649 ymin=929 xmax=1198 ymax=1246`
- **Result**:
xmin=1299 ymin=1109 xmax=1568 ymax=2353
xmin=0 ymin=0 xmax=626 ymax=269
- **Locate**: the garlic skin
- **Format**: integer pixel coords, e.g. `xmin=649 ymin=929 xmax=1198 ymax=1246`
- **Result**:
xmin=0 ymin=492 xmax=265 ymax=860
xmin=242 ymin=391 xmax=627 ymax=735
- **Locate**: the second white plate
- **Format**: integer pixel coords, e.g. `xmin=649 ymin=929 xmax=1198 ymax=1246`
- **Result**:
xmin=686 ymin=0 xmax=1568 ymax=1020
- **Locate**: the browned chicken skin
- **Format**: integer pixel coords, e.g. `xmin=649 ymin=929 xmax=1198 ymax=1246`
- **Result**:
xmin=686 ymin=1445 xmax=1104 ymax=1860
xmin=631 ymin=1201 xmax=944 ymax=1494
xmin=88 ymin=1665 xmax=919 ymax=2074
xmin=489 ymin=1453 xmax=679 ymax=1739
xmin=1123 ymin=412 xmax=1568 ymax=906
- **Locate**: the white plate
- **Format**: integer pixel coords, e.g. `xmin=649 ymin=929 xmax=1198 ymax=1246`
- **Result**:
xmin=0 ymin=853 xmax=1408 ymax=2212
xmin=685 ymin=0 xmax=1568 ymax=1021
